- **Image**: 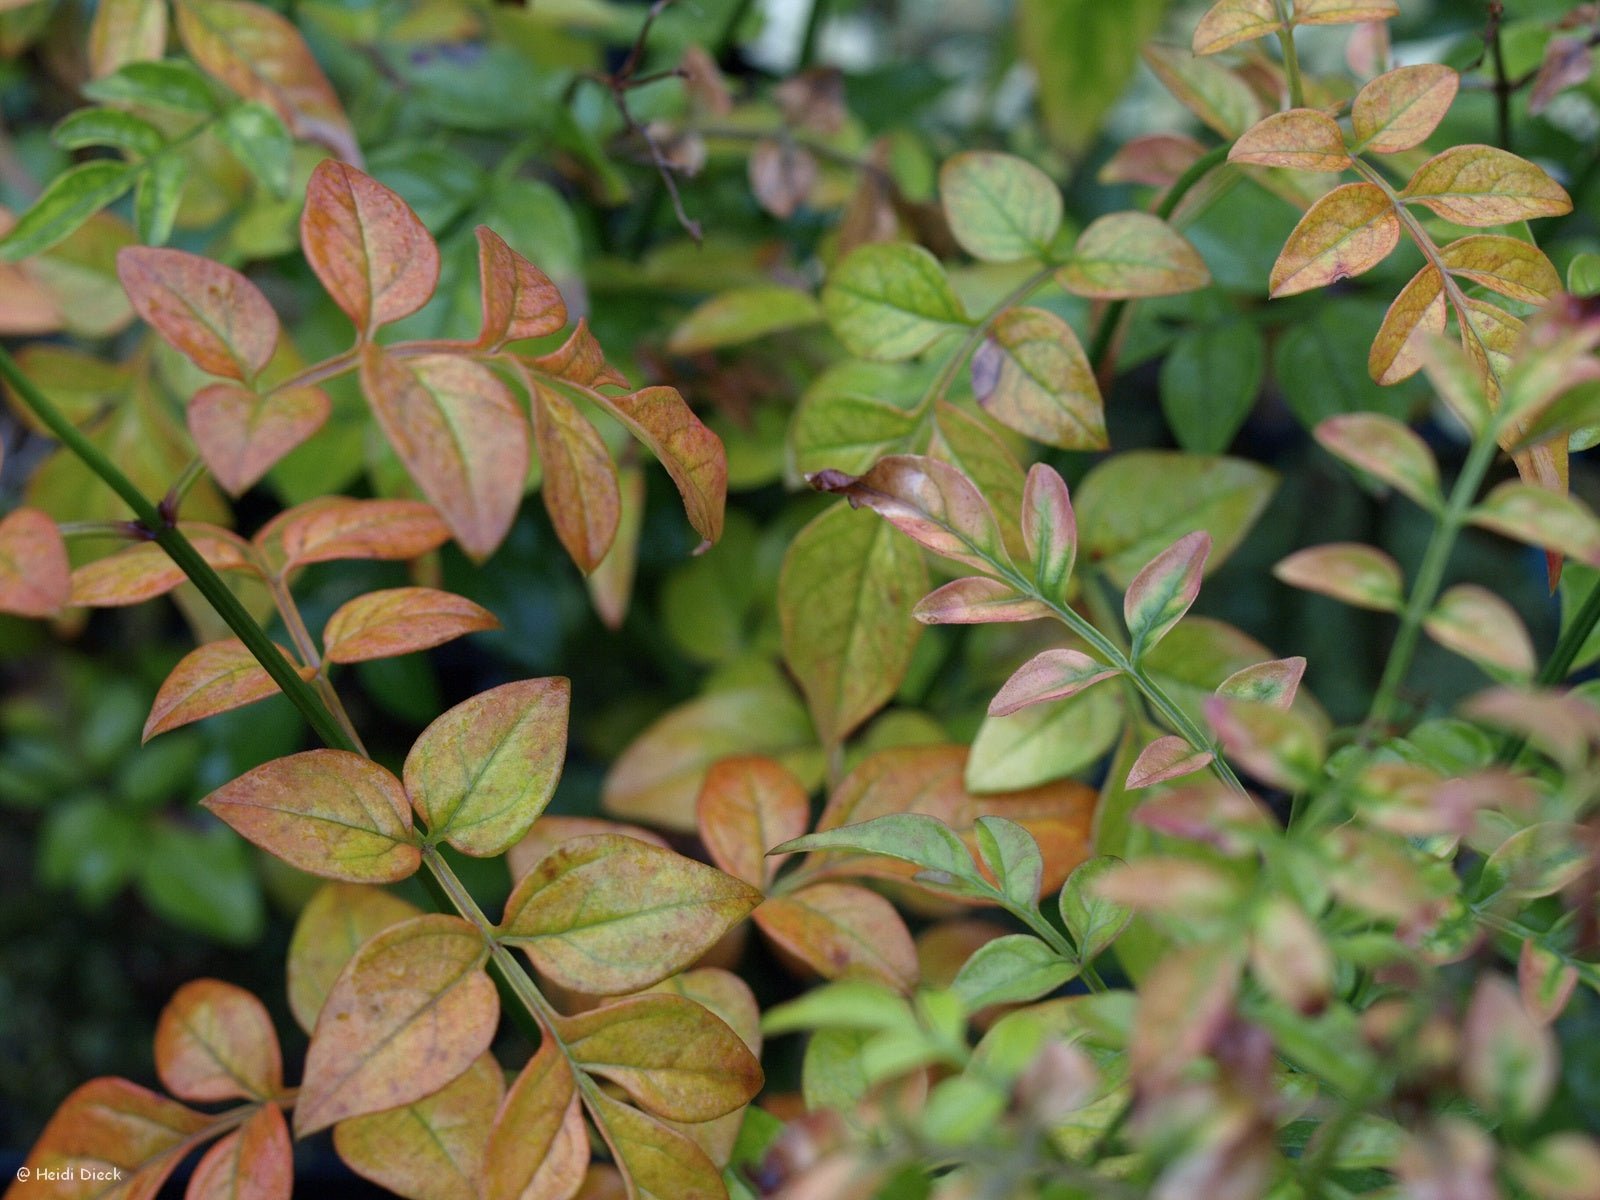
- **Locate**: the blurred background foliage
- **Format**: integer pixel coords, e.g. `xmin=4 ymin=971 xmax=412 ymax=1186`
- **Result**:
xmin=2 ymin=0 xmax=1598 ymax=1153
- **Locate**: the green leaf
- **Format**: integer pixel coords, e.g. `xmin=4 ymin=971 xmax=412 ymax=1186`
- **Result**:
xmin=216 ymin=101 xmax=292 ymax=197
xmin=499 ymin=834 xmax=764 ymax=994
xmin=1274 ymin=299 xmax=1417 ymax=427
xmin=1075 ymin=451 xmax=1276 ymax=587
xmin=939 ymin=151 xmax=1063 ymax=263
xmin=971 ymin=307 xmax=1106 ymax=450
xmin=83 ymin=60 xmax=219 ymax=113
xmin=821 ymin=242 xmax=969 ymax=362
xmin=780 ymin=501 xmax=928 ymax=747
xmin=1159 ymin=320 xmax=1264 ymax=453
xmin=1569 ymin=252 xmax=1600 ymax=297
xmin=1058 ymin=857 xmax=1134 ymax=962
xmin=967 ymin=686 xmax=1124 ymax=791
xmin=763 ymin=979 xmax=916 ymax=1037
xmin=53 ymin=107 xmax=165 ymax=156
xmin=790 ymin=360 xmax=924 ymax=477
xmin=138 ymin=821 xmax=264 ymax=944
xmin=773 ymin=813 xmax=984 ymax=889
xmin=952 ymin=935 xmax=1077 ymax=1010
xmin=134 ymin=154 xmax=185 ymax=245
xmin=0 ymin=161 xmax=138 ymax=261
xmin=666 ymin=285 xmax=823 ymax=354
xmin=1057 ymin=213 xmax=1210 ymax=299
xmin=973 ymin=816 xmax=1044 ymax=908
xmin=404 ymin=678 xmax=570 ymax=858
xmin=1019 ymin=0 xmax=1169 ymax=155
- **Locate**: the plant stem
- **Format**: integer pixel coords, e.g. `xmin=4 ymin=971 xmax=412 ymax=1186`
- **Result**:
xmin=1088 ymin=144 xmax=1232 ymax=379
xmin=799 ymin=0 xmax=831 ymax=66
xmin=0 ymin=345 xmax=357 ymax=755
xmin=1367 ymin=426 xmax=1501 ymax=729
xmin=1273 ymin=0 xmax=1306 ymax=108
xmin=266 ymin=577 xmax=370 ymax=756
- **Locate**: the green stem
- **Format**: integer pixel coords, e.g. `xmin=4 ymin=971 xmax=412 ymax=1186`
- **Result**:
xmin=799 ymin=0 xmax=831 ymax=66
xmin=1274 ymin=0 xmax=1306 ymax=108
xmin=1367 ymin=427 xmax=1501 ymax=729
xmin=1538 ymin=575 xmax=1600 ymax=686
xmin=1088 ymin=144 xmax=1232 ymax=377
xmin=0 ymin=344 xmax=357 ymax=755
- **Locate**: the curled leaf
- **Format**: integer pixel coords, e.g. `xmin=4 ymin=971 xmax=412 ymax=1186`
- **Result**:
xmin=913 ymin=576 xmax=1049 ymax=625
xmin=1124 ymin=530 xmax=1210 ymax=656
xmin=475 ymin=225 xmax=567 ymax=346
xmin=70 ymin=527 xmax=253 ymax=606
xmin=483 ymin=1039 xmax=588 ymax=1200
xmin=1369 ymin=265 xmax=1447 ymax=385
xmin=1126 ymin=736 xmax=1214 ymax=790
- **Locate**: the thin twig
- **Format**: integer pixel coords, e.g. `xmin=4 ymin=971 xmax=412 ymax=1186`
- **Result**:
xmin=1487 ymin=1 xmax=1514 ymax=151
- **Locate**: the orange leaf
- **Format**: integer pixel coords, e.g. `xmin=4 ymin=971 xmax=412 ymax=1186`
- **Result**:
xmin=1228 ymin=109 xmax=1351 ymax=172
xmin=1192 ymin=0 xmax=1281 ymax=55
xmin=11 ymin=1078 xmax=211 ymax=1200
xmin=695 ymin=755 xmax=811 ymax=888
xmin=525 ymin=320 xmax=629 ymax=389
xmin=301 ymin=160 xmax=439 ymax=334
xmin=1352 ymin=64 xmax=1459 ymax=154
xmin=188 ymin=383 xmax=330 ymax=496
xmin=584 ymin=1089 xmax=725 ymax=1200
xmin=201 ymin=748 xmax=422 ymax=882
xmin=287 ymin=883 xmax=420 ymax=1034
xmin=404 ymin=677 xmax=570 ymax=857
xmin=322 ymin=586 xmax=498 ymax=664
xmin=1401 ymin=145 xmax=1573 ymax=227
xmin=155 ymin=980 xmax=282 ymax=1103
xmin=483 ymin=1039 xmax=589 ymax=1200
xmin=268 ymin=497 xmax=451 ymax=572
xmin=0 ymin=508 xmax=70 ymax=618
xmin=116 ymin=247 xmax=279 ymax=383
xmin=529 ymin=381 xmax=620 ymax=573
xmin=754 ymin=882 xmax=919 ymax=990
xmin=71 ymin=527 xmax=255 ymax=607
xmin=334 ymin=1053 xmax=505 ymax=1200
xmin=584 ymin=384 xmax=726 ymax=548
xmin=476 ymin=225 xmax=567 ymax=347
xmin=175 ymin=0 xmax=358 ymax=161
xmin=1269 ymin=182 xmax=1398 ymax=297
xmin=297 ymin=914 xmax=498 ymax=1135
xmin=144 ymin=639 xmax=312 ymax=741
xmin=185 ymin=1103 xmax=292 ymax=1200
xmin=499 ymin=834 xmax=763 ymax=995
xmin=1369 ymin=265 xmax=1447 ymax=385
xmin=360 ymin=347 xmax=529 ymax=559
xmin=486 ymin=1043 xmax=595 ymax=1200
xmin=558 ymin=993 xmax=763 ymax=1122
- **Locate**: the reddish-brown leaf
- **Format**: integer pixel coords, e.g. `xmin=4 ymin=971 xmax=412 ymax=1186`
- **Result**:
xmin=321 ymin=586 xmax=499 ymax=664
xmin=912 ymin=576 xmax=1051 ymax=625
xmin=287 ymin=883 xmax=421 ymax=1034
xmin=297 ymin=914 xmax=498 ymax=1135
xmin=0 ymin=508 xmax=70 ymax=618
xmin=696 ymin=755 xmax=811 ymax=888
xmin=557 ymin=993 xmax=763 ymax=1122
xmin=116 ymin=247 xmax=279 ymax=382
xmin=483 ymin=1039 xmax=588 ymax=1200
xmin=476 ymin=226 xmax=568 ymax=347
xmin=1368 ymin=265 xmax=1447 ymax=385
xmin=1098 ymin=134 xmax=1207 ymax=188
xmin=1293 ymin=0 xmax=1398 ymax=22
xmin=301 ymin=160 xmax=439 ymax=333
xmin=334 ymin=1053 xmax=506 ymax=1200
xmin=1269 ymin=182 xmax=1399 ymax=297
xmin=525 ymin=320 xmax=629 ymax=389
xmin=754 ymin=882 xmax=919 ymax=991
xmin=175 ymin=0 xmax=358 ymax=160
xmin=201 ymin=748 xmax=422 ymax=882
xmin=188 ymin=383 xmax=330 ymax=496
xmin=70 ymin=527 xmax=255 ymax=607
xmin=185 ymin=1103 xmax=292 ymax=1200
xmin=584 ymin=384 xmax=726 ymax=548
xmin=499 ymin=835 xmax=763 ymax=995
xmin=529 ymin=381 xmax=620 ymax=573
xmin=10 ymin=1078 xmax=211 ymax=1200
xmin=269 ymin=497 xmax=451 ymax=571
xmin=404 ymin=677 xmax=570 ymax=858
xmin=143 ymin=639 xmax=312 ymax=741
xmin=360 ymin=347 xmax=529 ymax=560
xmin=989 ymin=648 xmax=1120 ymax=716
xmin=1129 ymin=942 xmax=1244 ymax=1090
xmin=1126 ymin=736 xmax=1215 ymax=790
xmin=155 ymin=980 xmax=282 ymax=1103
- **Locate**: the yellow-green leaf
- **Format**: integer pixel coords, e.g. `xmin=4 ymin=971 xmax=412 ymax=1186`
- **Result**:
xmin=1272 ymin=542 xmax=1404 ymax=611
xmin=1229 ymin=109 xmax=1351 ymax=172
xmin=498 ymin=835 xmax=764 ymax=994
xmin=1401 ymin=145 xmax=1573 ymax=227
xmin=970 ymin=306 xmax=1106 ymax=450
xmin=821 ymin=242 xmax=968 ymax=362
xmin=1439 ymin=235 xmax=1562 ymax=305
xmin=404 ymin=677 xmax=570 ymax=858
xmin=939 ymin=151 xmax=1063 ymax=263
xmin=1057 ymin=212 xmax=1210 ymax=300
xmin=1193 ymin=0 xmax=1281 ymax=55
xmin=297 ymin=914 xmax=497 ymax=1135
xmin=201 ymin=748 xmax=422 ymax=882
xmin=585 ymin=1089 xmax=725 ymax=1200
xmin=1352 ymin=64 xmax=1460 ymax=154
xmin=1142 ymin=43 xmax=1266 ymax=139
xmin=287 ymin=883 xmax=420 ymax=1034
xmin=483 ymin=1039 xmax=588 ymax=1200
xmin=1269 ymin=182 xmax=1399 ymax=298
xmin=1369 ymin=265 xmax=1447 ymax=385
xmin=666 ymin=286 xmax=822 ymax=354
xmin=1425 ymin=584 xmax=1536 ymax=678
